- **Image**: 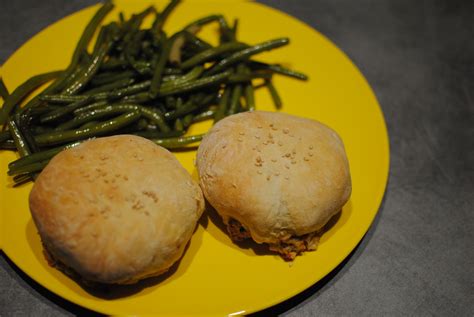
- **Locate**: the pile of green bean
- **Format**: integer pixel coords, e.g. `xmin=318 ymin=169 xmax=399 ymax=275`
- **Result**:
xmin=0 ymin=0 xmax=307 ymax=185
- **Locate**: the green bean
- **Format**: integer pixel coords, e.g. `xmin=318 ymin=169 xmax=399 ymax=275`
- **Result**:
xmin=92 ymin=26 xmax=108 ymax=54
xmin=36 ymin=111 xmax=140 ymax=146
xmin=90 ymin=70 xmax=136 ymax=86
xmin=0 ymin=71 xmax=62 ymax=125
xmin=182 ymin=113 xmax=193 ymax=128
xmin=71 ymin=104 xmax=170 ymax=132
xmin=73 ymin=100 xmax=108 ymax=116
xmin=140 ymin=107 xmax=171 ymax=132
xmin=206 ymin=38 xmax=289 ymax=75
xmin=63 ymin=37 xmax=113 ymax=95
xmin=214 ymin=87 xmax=231 ymax=122
xmin=8 ymin=160 xmax=49 ymax=176
xmin=40 ymin=96 xmax=94 ymax=124
xmin=7 ymin=117 xmax=30 ymax=157
xmin=85 ymin=77 xmax=136 ymax=95
xmin=72 ymin=1 xmax=114 ymax=71
xmin=183 ymin=32 xmax=212 ymax=52
xmin=40 ymin=94 xmax=86 ymax=104
xmin=152 ymin=0 xmax=181 ymax=32
xmin=45 ymin=1 xmax=114 ymax=94
xmin=103 ymin=80 xmax=151 ymax=100
xmin=79 ymin=121 xmax=101 ymax=129
xmin=121 ymin=92 xmax=151 ymax=104
xmin=228 ymin=72 xmax=272 ymax=84
xmin=218 ymin=16 xmax=234 ymax=44
xmin=0 ymin=139 xmax=16 ymax=150
xmin=164 ymin=93 xmax=215 ymax=120
xmin=174 ymin=118 xmax=184 ymax=131
xmin=266 ymin=79 xmax=282 ymax=109
xmin=17 ymin=109 xmax=40 ymax=153
xmin=244 ymin=83 xmax=255 ymax=111
xmin=152 ymin=133 xmax=203 ymax=149
xmin=180 ymin=42 xmax=248 ymax=70
xmin=13 ymin=174 xmax=34 ymax=186
xmin=192 ymin=108 xmax=216 ymax=123
xmin=249 ymin=60 xmax=308 ymax=80
xmin=232 ymin=19 xmax=239 ymax=36
xmin=160 ymin=70 xmax=231 ymax=96
xmin=228 ymin=84 xmax=242 ymax=115
xmin=57 ymin=105 xmax=131 ymax=131
xmin=133 ymin=130 xmax=184 ymax=139
xmin=0 ymin=78 xmax=9 ymax=100
xmin=162 ymin=66 xmax=203 ymax=85
xmin=150 ymin=32 xmax=174 ymax=97
xmin=100 ymin=58 xmax=128 ymax=71
xmin=182 ymin=14 xmax=223 ymax=31
xmin=0 ymin=130 xmax=11 ymax=143
xmin=164 ymin=67 xmax=183 ymax=75
xmin=9 ymin=141 xmax=82 ymax=171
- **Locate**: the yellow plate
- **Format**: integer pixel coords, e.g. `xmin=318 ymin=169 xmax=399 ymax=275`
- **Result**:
xmin=0 ymin=0 xmax=389 ymax=315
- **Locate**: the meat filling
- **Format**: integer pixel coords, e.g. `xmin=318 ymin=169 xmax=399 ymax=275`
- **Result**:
xmin=226 ymin=218 xmax=320 ymax=261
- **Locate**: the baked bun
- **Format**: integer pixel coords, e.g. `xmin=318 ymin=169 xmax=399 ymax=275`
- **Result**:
xmin=196 ymin=111 xmax=351 ymax=260
xmin=29 ymin=135 xmax=204 ymax=284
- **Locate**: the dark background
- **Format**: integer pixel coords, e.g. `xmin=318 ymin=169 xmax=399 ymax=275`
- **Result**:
xmin=1 ymin=0 xmax=473 ymax=315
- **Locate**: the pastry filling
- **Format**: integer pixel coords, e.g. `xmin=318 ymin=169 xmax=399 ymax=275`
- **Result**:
xmin=226 ymin=218 xmax=320 ymax=261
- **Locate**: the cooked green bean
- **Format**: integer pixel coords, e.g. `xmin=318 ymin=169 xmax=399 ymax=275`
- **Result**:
xmin=249 ymin=60 xmax=308 ymax=80
xmin=182 ymin=113 xmax=193 ymax=128
xmin=40 ymin=96 xmax=94 ymax=123
xmin=8 ymin=160 xmax=49 ymax=176
xmin=180 ymin=42 xmax=248 ymax=70
xmin=150 ymin=32 xmax=174 ymax=97
xmin=174 ymin=118 xmax=184 ymax=131
xmin=1 ymin=0 xmax=307 ymax=180
xmin=160 ymin=70 xmax=231 ymax=96
xmin=0 ymin=131 xmax=10 ymax=143
xmin=228 ymin=84 xmax=243 ymax=115
xmin=7 ymin=118 xmax=31 ymax=157
xmin=214 ymin=87 xmax=231 ymax=122
xmin=182 ymin=14 xmax=222 ymax=31
xmin=266 ymin=79 xmax=282 ymax=109
xmin=36 ymin=111 xmax=140 ymax=146
xmin=69 ymin=104 xmax=170 ymax=132
xmin=0 ymin=78 xmax=9 ymax=100
xmin=91 ymin=70 xmax=136 ymax=86
xmin=46 ymin=1 xmax=114 ymax=94
xmin=228 ymin=72 xmax=272 ymax=84
xmin=0 ymin=71 xmax=62 ymax=125
xmin=152 ymin=133 xmax=203 ymax=149
xmin=72 ymin=100 xmax=108 ymax=116
xmin=40 ymin=94 xmax=86 ymax=104
xmin=9 ymin=141 xmax=82 ymax=171
xmin=63 ymin=37 xmax=113 ymax=95
xmin=0 ymin=139 xmax=16 ymax=150
xmin=244 ymin=83 xmax=255 ymax=111
xmin=192 ymin=108 xmax=216 ymax=123
xmin=183 ymin=32 xmax=212 ymax=52
xmin=85 ymin=77 xmax=136 ymax=95
xmin=206 ymin=38 xmax=289 ymax=75
xmin=57 ymin=105 xmax=132 ymax=131
xmin=164 ymin=93 xmax=215 ymax=121
xmin=13 ymin=174 xmax=34 ymax=186
xmin=152 ymin=0 xmax=181 ymax=32
xmin=133 ymin=130 xmax=184 ymax=139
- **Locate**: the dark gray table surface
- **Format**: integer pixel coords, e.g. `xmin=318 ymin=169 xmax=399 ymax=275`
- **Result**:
xmin=1 ymin=0 xmax=473 ymax=316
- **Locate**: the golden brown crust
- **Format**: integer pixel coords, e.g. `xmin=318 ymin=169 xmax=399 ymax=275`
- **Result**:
xmin=29 ymin=135 xmax=204 ymax=284
xmin=196 ymin=111 xmax=351 ymax=256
